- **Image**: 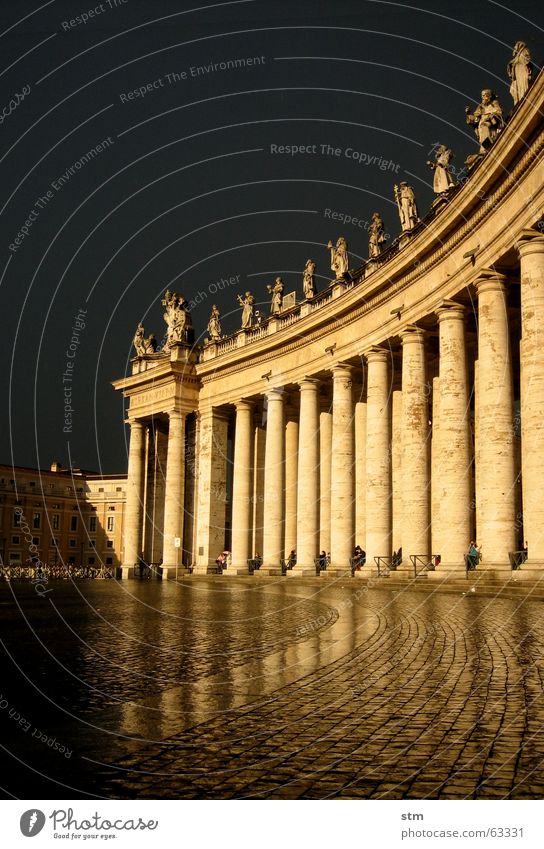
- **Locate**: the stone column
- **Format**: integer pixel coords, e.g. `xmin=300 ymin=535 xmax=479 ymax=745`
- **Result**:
xmin=261 ymin=389 xmax=285 ymax=574
xmin=144 ymin=422 xmax=168 ymax=566
xmin=429 ymin=303 xmax=472 ymax=579
xmin=193 ymin=408 xmax=229 ymax=574
xmin=391 ymin=387 xmax=403 ymax=556
xmin=319 ymin=405 xmax=332 ymax=556
xmin=162 ymin=410 xmax=186 ymax=578
xmin=518 ymin=234 xmax=544 ymax=573
xmin=363 ymin=349 xmax=391 ymax=573
xmin=252 ymin=421 xmax=266 ymax=559
xmin=284 ymin=407 xmax=299 ymax=557
xmin=326 ymin=364 xmax=355 ymax=576
xmin=431 ymin=376 xmax=441 ymax=559
xmin=291 ymin=378 xmax=320 ymax=575
xmin=354 ymin=393 xmax=366 ymax=550
xmin=122 ymin=419 xmax=146 ymax=578
xmin=224 ymin=400 xmax=253 ymax=575
xmin=401 ymin=327 xmax=430 ymax=572
xmin=474 ymin=272 xmax=516 ymax=573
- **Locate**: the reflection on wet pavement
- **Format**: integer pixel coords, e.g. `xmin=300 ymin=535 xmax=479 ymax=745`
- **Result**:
xmin=1 ymin=577 xmax=544 ymax=799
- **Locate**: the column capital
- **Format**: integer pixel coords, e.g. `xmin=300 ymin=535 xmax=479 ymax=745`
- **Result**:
xmin=127 ymin=418 xmax=145 ymax=430
xmin=330 ymin=362 xmax=353 ymax=379
xmin=473 ymin=269 xmax=509 ymax=295
xmin=516 ymin=230 xmax=544 ymax=260
xmin=199 ymin=406 xmax=230 ymax=423
xmin=364 ymin=347 xmax=389 ymax=365
xmin=436 ymin=300 xmax=465 ymax=322
xmin=299 ymin=377 xmax=321 ymax=392
xmin=234 ymin=398 xmax=254 ymax=414
xmin=265 ymin=387 xmax=285 ymax=402
xmin=401 ymin=325 xmax=425 ymax=345
xmin=167 ymin=409 xmax=185 ymax=421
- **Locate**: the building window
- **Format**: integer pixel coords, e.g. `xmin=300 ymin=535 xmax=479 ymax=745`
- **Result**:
xmin=107 ymin=516 xmax=115 ymax=533
xmin=108 ymin=505 xmax=116 ymax=511
xmin=98 ymin=487 xmax=104 ymax=492
xmin=51 ymin=538 xmax=59 ymax=547
xmin=69 ymin=538 xmax=76 ymax=548
xmin=11 ymin=535 xmax=20 ymax=545
xmin=13 ymin=510 xmax=21 ymax=527
xmin=70 ymin=515 xmax=78 ymax=532
xmin=68 ymin=556 xmax=75 ymax=565
xmin=105 ymin=557 xmax=113 ymax=565
xmin=106 ymin=540 xmax=113 ymax=549
xmin=9 ymin=552 xmax=22 ymax=564
xmin=116 ymin=487 xmax=122 ymax=492
xmin=88 ymin=539 xmax=96 ymax=549
xmin=52 ymin=503 xmax=60 ymax=509
xmin=32 ymin=512 xmax=41 ymax=530
xmin=32 ymin=537 xmax=40 ymax=546
xmin=52 ymin=514 xmax=60 ymax=530
xmin=89 ymin=516 xmax=97 ymax=533
xmin=88 ymin=557 xmax=95 ymax=566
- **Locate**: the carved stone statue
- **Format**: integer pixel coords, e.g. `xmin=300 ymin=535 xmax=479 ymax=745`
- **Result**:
xmin=133 ymin=323 xmax=157 ymax=355
xmin=237 ymin=291 xmax=254 ymax=329
xmin=302 ymin=259 xmax=316 ymax=298
xmin=368 ymin=213 xmax=386 ymax=258
xmin=267 ymin=276 xmax=284 ymax=314
xmin=143 ymin=334 xmax=157 ymax=353
xmin=327 ymin=237 xmax=349 ymax=279
xmin=465 ymin=90 xmax=504 ymax=153
xmin=394 ymin=183 xmax=419 ymax=232
xmin=426 ymin=144 xmax=456 ymax=194
xmin=508 ymin=41 xmax=532 ymax=105
xmin=162 ymin=290 xmax=193 ymax=347
xmin=133 ymin=323 xmax=146 ymax=356
xmin=207 ymin=304 xmax=221 ymax=341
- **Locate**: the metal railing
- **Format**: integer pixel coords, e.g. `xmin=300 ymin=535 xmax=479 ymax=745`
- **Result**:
xmin=410 ymin=554 xmax=438 ymax=577
xmin=508 ymin=550 xmax=528 ymax=570
xmin=374 ymin=556 xmax=396 ymax=577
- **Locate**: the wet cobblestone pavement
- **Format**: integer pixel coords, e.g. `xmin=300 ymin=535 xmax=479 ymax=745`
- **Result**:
xmin=1 ymin=577 xmax=544 ymax=799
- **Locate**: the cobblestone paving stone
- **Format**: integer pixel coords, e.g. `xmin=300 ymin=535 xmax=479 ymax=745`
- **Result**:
xmin=2 ymin=578 xmax=544 ymax=799
xmin=96 ymin=583 xmax=544 ymax=800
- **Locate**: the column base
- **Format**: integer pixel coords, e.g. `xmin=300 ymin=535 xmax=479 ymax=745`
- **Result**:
xmin=257 ymin=566 xmax=283 ymax=576
xmin=223 ymin=565 xmax=250 ymax=576
xmin=477 ymin=561 xmax=514 ymax=580
xmin=321 ymin=568 xmax=351 ymax=578
xmin=511 ymin=560 xmax=544 ymax=581
xmin=192 ymin=563 xmax=220 ymax=575
xmin=287 ymin=566 xmax=318 ymax=577
xmin=119 ymin=565 xmax=132 ymax=580
xmin=427 ymin=562 xmax=467 ymax=581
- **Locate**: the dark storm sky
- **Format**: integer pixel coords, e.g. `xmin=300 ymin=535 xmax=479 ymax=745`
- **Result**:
xmin=1 ymin=0 xmax=542 ymax=474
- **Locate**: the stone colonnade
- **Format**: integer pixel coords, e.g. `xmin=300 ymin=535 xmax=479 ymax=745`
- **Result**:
xmin=123 ymin=235 xmax=544 ymax=579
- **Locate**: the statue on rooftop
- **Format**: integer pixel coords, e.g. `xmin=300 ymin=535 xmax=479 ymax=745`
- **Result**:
xmin=394 ymin=183 xmax=419 ymax=232
xmin=162 ymin=290 xmax=193 ymax=347
xmin=133 ymin=323 xmax=146 ymax=356
xmin=426 ymin=144 xmax=456 ymax=194
xmin=327 ymin=236 xmax=349 ymax=279
xmin=302 ymin=259 xmax=317 ymax=298
xmin=267 ymin=276 xmax=284 ymax=314
xmin=465 ymin=90 xmax=504 ymax=153
xmin=207 ymin=304 xmax=222 ymax=341
xmin=237 ymin=291 xmax=255 ymax=329
xmin=368 ymin=213 xmax=386 ymax=258
xmin=507 ymin=41 xmax=532 ymax=105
